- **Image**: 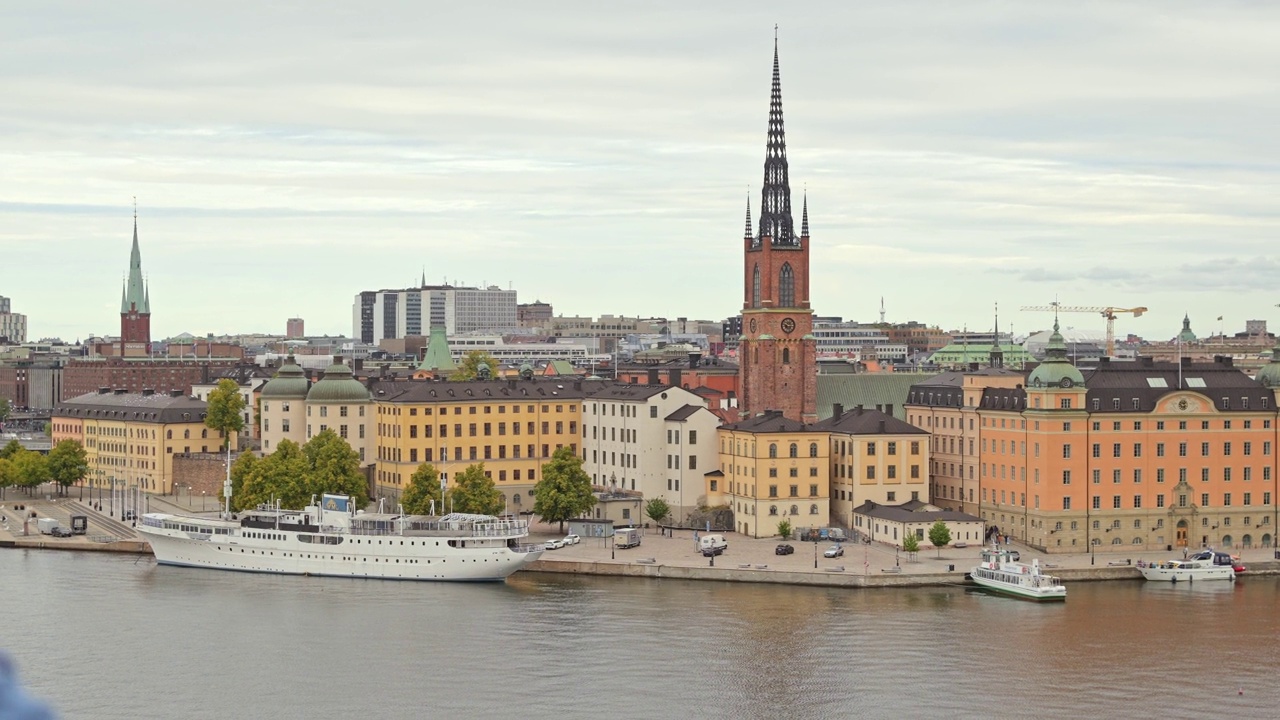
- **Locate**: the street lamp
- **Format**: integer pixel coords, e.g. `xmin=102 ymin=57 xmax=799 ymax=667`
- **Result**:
xmin=814 ymin=537 xmax=819 ymax=569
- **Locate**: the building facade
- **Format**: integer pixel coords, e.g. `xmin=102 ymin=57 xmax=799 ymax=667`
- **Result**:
xmin=62 ymin=358 xmax=240 ymax=402
xmin=814 ymin=405 xmax=931 ymax=529
xmin=353 ymin=284 xmax=517 ymax=344
xmin=257 ymin=357 xmax=374 ymax=465
xmin=0 ymin=295 xmax=27 ymax=344
xmin=737 ymin=40 xmax=817 ymax=422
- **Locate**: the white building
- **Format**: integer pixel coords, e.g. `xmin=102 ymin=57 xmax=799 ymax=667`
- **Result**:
xmin=354 ymin=284 xmax=517 ymax=344
xmin=580 ymin=384 xmax=721 ymax=526
xmin=446 ymin=336 xmax=591 ymax=364
xmin=0 ymin=296 xmax=27 ymax=344
xmin=813 ymin=320 xmax=908 ymax=362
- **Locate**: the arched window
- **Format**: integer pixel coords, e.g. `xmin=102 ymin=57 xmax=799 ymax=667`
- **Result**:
xmin=782 ymin=348 xmax=790 ymax=364
xmin=752 ymin=264 xmax=761 ymax=309
xmin=789 ymin=443 xmax=798 ymax=458
xmin=769 ymin=443 xmax=778 ymax=458
xmin=810 ymin=504 xmax=819 ymax=515
xmin=512 ymin=493 xmax=522 ymax=506
xmin=790 ymin=505 xmax=799 ymax=515
xmin=769 ymin=505 xmax=778 ymax=516
xmin=809 ymin=443 xmax=818 ymax=458
xmin=779 ymin=263 xmax=795 ymax=307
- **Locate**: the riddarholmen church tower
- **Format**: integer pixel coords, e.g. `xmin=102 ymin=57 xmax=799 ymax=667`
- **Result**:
xmin=119 ymin=209 xmax=152 ymax=357
xmin=738 ymin=38 xmax=818 ymax=423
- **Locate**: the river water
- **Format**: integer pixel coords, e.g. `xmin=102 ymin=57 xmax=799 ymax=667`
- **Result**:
xmin=2 ymin=550 xmax=1277 ymax=719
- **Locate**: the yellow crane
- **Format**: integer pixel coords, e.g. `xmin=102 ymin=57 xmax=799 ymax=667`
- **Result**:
xmin=1020 ymin=303 xmax=1148 ymax=357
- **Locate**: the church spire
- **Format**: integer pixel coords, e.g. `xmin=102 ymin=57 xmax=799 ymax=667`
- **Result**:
xmin=743 ymin=195 xmax=753 ymax=240
xmin=122 ymin=209 xmax=148 ymax=315
xmin=757 ymin=32 xmax=796 ymax=247
xmin=801 ymin=190 xmax=809 ymax=237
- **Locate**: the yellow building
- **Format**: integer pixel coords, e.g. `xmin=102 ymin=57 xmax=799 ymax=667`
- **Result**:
xmin=372 ymin=379 xmax=585 ymax=513
xmin=708 ymin=411 xmax=830 ymax=538
xmin=52 ymin=389 xmax=235 ymax=495
xmin=815 ymin=404 xmax=931 ymax=529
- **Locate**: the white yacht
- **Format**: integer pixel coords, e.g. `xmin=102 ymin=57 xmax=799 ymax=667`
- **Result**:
xmin=970 ymin=546 xmax=1066 ymax=601
xmin=1138 ymin=550 xmax=1237 ymax=583
xmin=138 ymin=494 xmax=544 ymax=582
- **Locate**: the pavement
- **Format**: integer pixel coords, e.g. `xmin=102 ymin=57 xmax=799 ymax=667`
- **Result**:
xmin=525 ymin=522 xmax=1280 ymax=576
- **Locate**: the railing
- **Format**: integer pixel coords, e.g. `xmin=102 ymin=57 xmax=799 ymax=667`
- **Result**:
xmin=510 ymin=543 xmax=546 ymax=554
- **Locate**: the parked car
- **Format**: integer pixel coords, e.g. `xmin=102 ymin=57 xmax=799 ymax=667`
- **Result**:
xmin=562 ymin=534 xmax=581 ymax=546
xmin=775 ymin=544 xmax=795 ymax=556
xmin=701 ymin=546 xmax=724 ymax=557
xmin=544 ymin=538 xmax=565 ymax=550
xmin=50 ymin=526 xmax=74 ymax=538
xmin=823 ymin=545 xmax=845 ymax=558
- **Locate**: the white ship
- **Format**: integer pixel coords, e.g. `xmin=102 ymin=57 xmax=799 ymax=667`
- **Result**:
xmin=969 ymin=546 xmax=1066 ymax=601
xmin=1138 ymin=550 xmax=1237 ymax=583
xmin=138 ymin=493 xmax=544 ymax=582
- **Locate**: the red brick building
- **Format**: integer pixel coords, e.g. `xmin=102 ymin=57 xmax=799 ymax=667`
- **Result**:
xmin=61 ymin=358 xmax=239 ymax=401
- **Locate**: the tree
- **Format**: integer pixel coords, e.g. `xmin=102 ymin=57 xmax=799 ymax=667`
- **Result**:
xmin=204 ymin=378 xmax=245 ymax=450
xmin=645 ymin=497 xmax=671 ymax=526
xmin=301 ymin=429 xmax=369 ymax=508
xmin=402 ymin=463 xmax=443 ymax=515
xmin=777 ymin=519 xmax=793 ymax=540
xmin=0 ymin=397 xmax=11 ymax=424
xmin=0 ymin=457 xmax=14 ymax=499
xmin=928 ymin=521 xmax=952 ymax=558
xmin=0 ymin=440 xmax=21 ymax=461
xmin=239 ymin=440 xmax=308 ymax=511
xmin=902 ymin=530 xmax=920 ymax=560
xmin=46 ymin=440 xmax=88 ymax=497
xmin=450 ymin=350 xmax=500 ymax=381
xmin=12 ymin=450 xmax=49 ymax=492
xmin=534 ymin=445 xmax=596 ymax=532
xmin=226 ymin=452 xmax=259 ymax=510
xmin=448 ymin=463 xmax=504 ymax=515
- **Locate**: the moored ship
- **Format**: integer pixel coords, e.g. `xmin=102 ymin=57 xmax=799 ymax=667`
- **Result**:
xmin=138 ymin=494 xmax=544 ymax=582
xmin=969 ymin=546 xmax=1066 ymax=601
xmin=1138 ymin=550 xmax=1238 ymax=583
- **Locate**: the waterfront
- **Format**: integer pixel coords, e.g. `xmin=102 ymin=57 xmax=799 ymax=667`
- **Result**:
xmin=2 ymin=550 xmax=1278 ymax=719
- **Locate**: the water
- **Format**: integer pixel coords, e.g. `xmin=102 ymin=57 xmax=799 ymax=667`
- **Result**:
xmin=2 ymin=550 xmax=1278 ymax=719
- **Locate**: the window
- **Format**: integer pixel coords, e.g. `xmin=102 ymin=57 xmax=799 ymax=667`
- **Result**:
xmin=789 ymin=468 xmax=798 ymax=478
xmin=867 ymin=442 xmax=876 ymax=456
xmin=769 ymin=485 xmax=778 ymax=498
xmin=789 ymin=485 xmax=798 ymax=497
xmin=809 ymin=484 xmax=818 ymax=497
xmin=769 ymin=444 xmax=778 ymax=458
xmin=650 ymin=407 xmax=658 ymax=418
xmin=809 ymin=443 xmax=819 ymax=458
xmin=689 ymin=431 xmax=697 ymax=445
xmin=1063 ymin=497 xmax=1071 ymax=510
xmin=1201 ymin=493 xmax=1210 ymax=507
xmin=1092 ymin=496 xmax=1101 ymax=509
xmin=751 ymin=264 xmax=761 ymax=308
xmin=789 ymin=443 xmax=798 ymax=458
xmin=1062 ymin=470 xmax=1071 ymax=484
xmin=866 ymin=467 xmax=876 ymax=480
xmin=1224 ymin=493 xmax=1232 ymax=507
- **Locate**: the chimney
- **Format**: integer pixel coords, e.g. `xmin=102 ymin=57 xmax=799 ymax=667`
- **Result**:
xmin=142 ymin=388 xmax=154 ymax=396
xmin=354 ymin=358 xmax=364 ymax=372
xmin=969 ymin=362 xmax=980 ymax=372
xmin=508 ymin=379 xmax=517 ymax=390
xmin=855 ymin=404 xmax=864 ymax=414
xmin=573 ymin=379 xmax=583 ymax=392
xmin=98 ymin=387 xmax=111 ymax=394
xmin=1100 ymin=357 xmax=1110 ymax=364
xmin=1141 ymin=356 xmax=1154 ymax=367
xmin=688 ymin=352 xmax=701 ymax=369
xmin=334 ymin=355 xmax=344 ymax=365
xmin=832 ymin=403 xmax=844 ymax=418
xmin=170 ymin=389 xmax=183 ymax=397
xmin=113 ymin=388 xmax=127 ymax=395
xmin=1181 ymin=356 xmax=1192 ymax=366
xmin=647 ymin=369 xmax=660 ymax=385
xmin=879 ymin=419 xmax=886 ymax=433
xmin=669 ymin=369 xmax=682 ymax=388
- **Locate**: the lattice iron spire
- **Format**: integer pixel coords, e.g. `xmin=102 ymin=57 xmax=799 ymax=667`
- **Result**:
xmin=757 ymin=34 xmax=796 ymax=247
xmin=801 ymin=190 xmax=809 ymax=237
xmin=744 ymin=195 xmax=753 ymax=240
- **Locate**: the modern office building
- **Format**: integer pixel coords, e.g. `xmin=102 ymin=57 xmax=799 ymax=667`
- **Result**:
xmin=353 ymin=284 xmax=517 ymax=344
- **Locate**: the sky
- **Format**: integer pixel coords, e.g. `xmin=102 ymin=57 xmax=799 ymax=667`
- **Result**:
xmin=3 ymin=2 xmax=1279 ymax=343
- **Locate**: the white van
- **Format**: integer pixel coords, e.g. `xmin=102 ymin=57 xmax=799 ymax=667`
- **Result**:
xmin=698 ymin=534 xmax=728 ymax=555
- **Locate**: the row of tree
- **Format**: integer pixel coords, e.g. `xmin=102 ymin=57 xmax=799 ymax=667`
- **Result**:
xmin=0 ymin=439 xmax=88 ymax=496
xmin=228 ymin=430 xmax=368 ymax=512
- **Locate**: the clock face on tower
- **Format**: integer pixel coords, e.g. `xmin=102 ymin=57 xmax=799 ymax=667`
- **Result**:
xmin=780 ymin=317 xmax=796 ymax=335
xmin=749 ymin=318 xmax=758 ymax=334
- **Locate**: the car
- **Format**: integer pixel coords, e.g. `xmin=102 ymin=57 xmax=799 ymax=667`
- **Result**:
xmin=775 ymin=543 xmax=795 ymax=555
xmin=544 ymin=538 xmax=565 ymax=550
xmin=823 ymin=545 xmax=845 ymax=558
xmin=50 ymin=527 xmax=74 ymax=538
xmin=701 ymin=546 xmax=724 ymax=557
xmin=562 ymin=534 xmax=581 ymax=546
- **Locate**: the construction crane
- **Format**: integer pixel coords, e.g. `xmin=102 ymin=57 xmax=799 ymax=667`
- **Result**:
xmin=1020 ymin=303 xmax=1148 ymax=357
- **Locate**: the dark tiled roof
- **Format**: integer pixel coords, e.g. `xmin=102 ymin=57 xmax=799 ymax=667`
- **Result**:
xmin=582 ymin=383 xmax=672 ymax=401
xmin=724 ymin=412 xmax=811 ymax=433
xmin=852 ymin=500 xmax=982 ymax=524
xmin=1082 ymin=360 xmax=1269 ymax=413
xmin=55 ymin=391 xmax=209 ymax=423
xmin=810 ymin=408 xmax=927 ymax=435
xmin=978 ymin=388 xmax=1027 ymax=411
xmin=906 ymin=384 xmax=967 ymax=408
xmin=664 ymin=404 xmax=704 ymax=422
xmin=372 ymin=378 xmax=592 ymax=403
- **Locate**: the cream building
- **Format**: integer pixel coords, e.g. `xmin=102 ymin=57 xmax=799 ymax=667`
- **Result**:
xmin=257 ymin=357 xmax=374 ymax=466
xmin=852 ymin=499 xmax=985 ymax=548
xmin=814 ymin=404 xmax=931 ymax=529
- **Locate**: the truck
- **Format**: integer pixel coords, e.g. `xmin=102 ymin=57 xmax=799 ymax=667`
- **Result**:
xmin=36 ymin=518 xmax=60 ymax=535
xmin=614 ymin=527 xmax=641 ymax=549
xmin=698 ymin=534 xmax=728 ymax=556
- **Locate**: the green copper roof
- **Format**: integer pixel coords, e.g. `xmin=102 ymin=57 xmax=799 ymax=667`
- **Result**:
xmin=1027 ymin=320 xmax=1085 ymax=389
xmin=816 ymin=373 xmax=936 ymax=421
xmin=417 ymin=326 xmax=456 ymax=372
xmin=260 ymin=358 xmax=310 ymax=399
xmin=1176 ymin=314 xmax=1197 ymax=343
xmin=121 ymin=217 xmax=149 ymax=315
xmin=307 ymin=360 xmax=371 ymax=403
xmin=1257 ymin=341 xmax=1280 ymax=388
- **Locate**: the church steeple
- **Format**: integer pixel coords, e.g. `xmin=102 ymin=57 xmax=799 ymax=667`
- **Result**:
xmin=800 ymin=191 xmax=809 ymax=237
xmin=757 ymin=34 xmax=796 ymax=247
xmin=743 ymin=196 xmax=754 ymax=240
xmin=122 ymin=210 xmax=148 ymax=314
xmin=119 ymin=205 xmax=153 ymax=356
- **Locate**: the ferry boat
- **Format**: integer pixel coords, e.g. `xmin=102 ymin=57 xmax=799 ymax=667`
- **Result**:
xmin=1138 ymin=550 xmax=1237 ymax=583
xmin=969 ymin=546 xmax=1066 ymax=601
xmin=138 ymin=494 xmax=544 ymax=582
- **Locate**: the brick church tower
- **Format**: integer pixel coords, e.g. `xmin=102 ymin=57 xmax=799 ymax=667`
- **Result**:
xmin=119 ymin=211 xmax=152 ymax=357
xmin=738 ymin=39 xmax=817 ymax=423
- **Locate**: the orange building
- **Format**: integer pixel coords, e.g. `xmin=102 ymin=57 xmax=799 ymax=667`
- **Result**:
xmin=908 ymin=324 xmax=1280 ymax=553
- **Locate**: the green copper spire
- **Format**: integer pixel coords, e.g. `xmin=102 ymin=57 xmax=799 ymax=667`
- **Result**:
xmin=418 ymin=325 xmax=456 ymax=372
xmin=122 ymin=212 xmax=149 ymax=314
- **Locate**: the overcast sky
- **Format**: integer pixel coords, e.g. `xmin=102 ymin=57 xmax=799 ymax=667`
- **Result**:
xmin=3 ymin=2 xmax=1279 ymax=342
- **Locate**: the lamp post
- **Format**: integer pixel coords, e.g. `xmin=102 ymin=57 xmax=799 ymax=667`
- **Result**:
xmin=814 ymin=536 xmax=819 ymax=569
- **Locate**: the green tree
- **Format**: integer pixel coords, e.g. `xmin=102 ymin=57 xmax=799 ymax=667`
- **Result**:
xmin=450 ymin=350 xmax=500 ymax=381
xmin=46 ymin=440 xmax=88 ymax=497
xmin=902 ymin=530 xmax=920 ymax=559
xmin=928 ymin=520 xmax=952 ymax=558
xmin=448 ymin=463 xmax=504 ymax=515
xmin=0 ymin=440 xmax=21 ymax=460
xmin=402 ymin=463 xmax=443 ymax=515
xmin=0 ymin=397 xmax=11 ymax=424
xmin=239 ymin=440 xmax=308 ymax=511
xmin=12 ymin=450 xmax=49 ymax=492
xmin=204 ymin=378 xmax=246 ymax=450
xmin=42 ymin=422 xmax=52 ymax=436
xmin=0 ymin=457 xmax=14 ymax=499
xmin=300 ymin=429 xmax=369 ymax=508
xmin=645 ymin=497 xmax=671 ymax=526
xmin=226 ymin=451 xmax=260 ymax=510
xmin=777 ymin=519 xmax=793 ymax=540
xmin=533 ymin=445 xmax=596 ymax=532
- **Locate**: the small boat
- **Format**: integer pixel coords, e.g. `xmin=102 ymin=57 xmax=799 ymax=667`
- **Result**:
xmin=1137 ymin=550 xmax=1236 ymax=583
xmin=970 ymin=546 xmax=1066 ymax=601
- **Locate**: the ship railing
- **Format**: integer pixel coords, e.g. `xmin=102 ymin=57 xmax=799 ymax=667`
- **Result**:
xmin=341 ymin=520 xmax=530 ymax=538
xmin=510 ymin=543 xmax=546 ymax=554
